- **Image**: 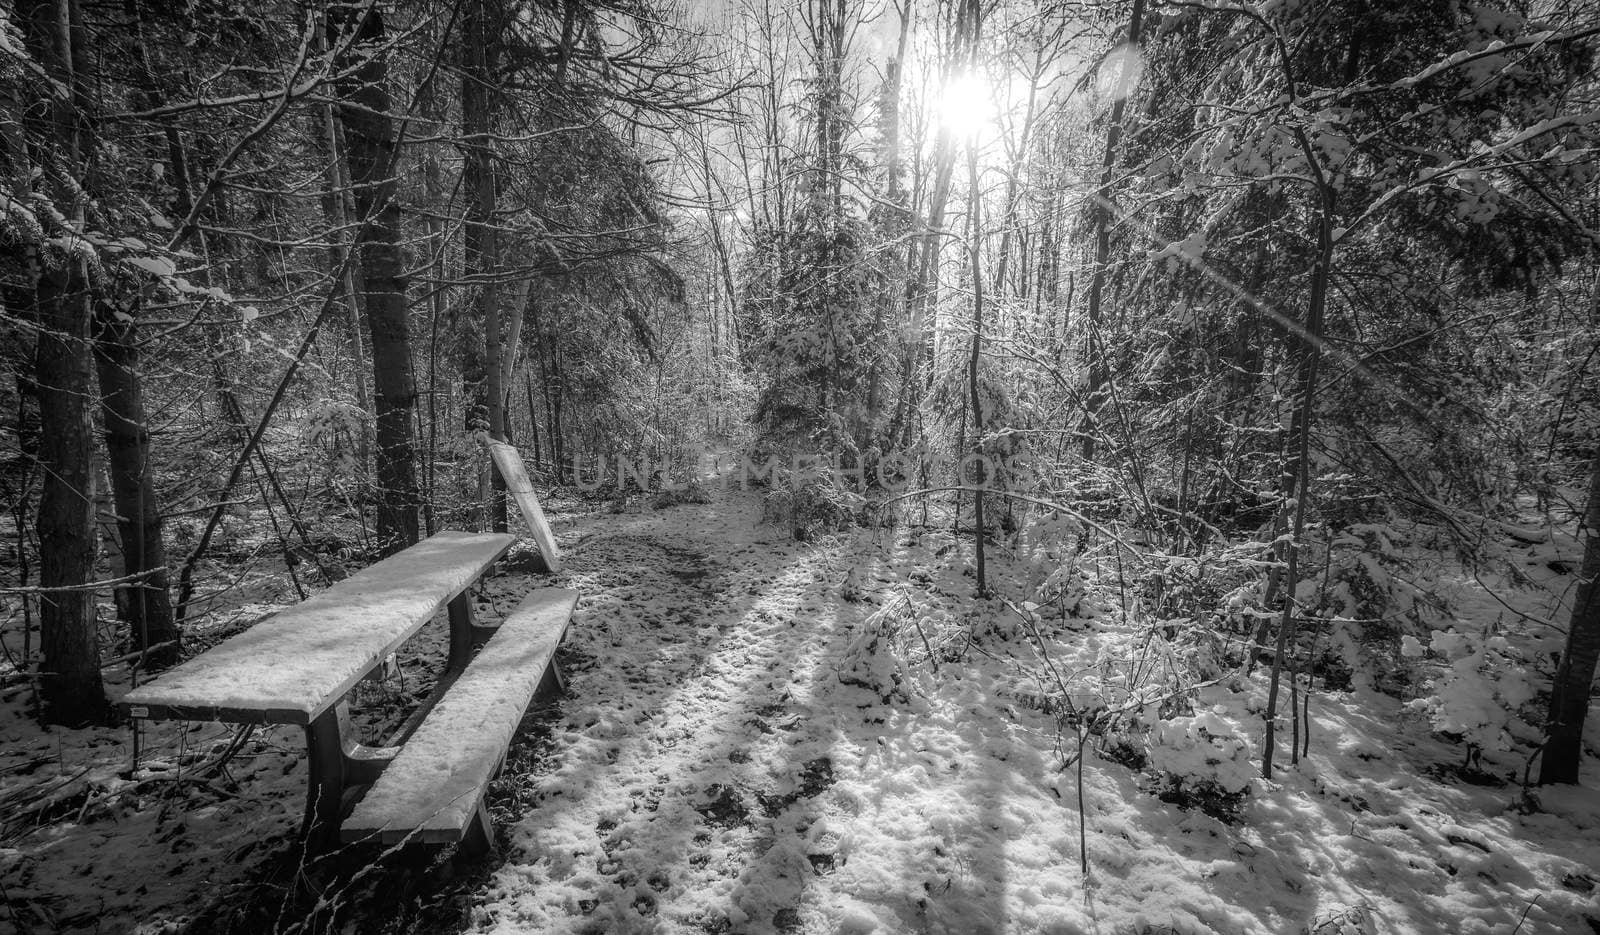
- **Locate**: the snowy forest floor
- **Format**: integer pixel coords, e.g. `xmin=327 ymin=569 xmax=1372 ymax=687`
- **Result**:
xmin=3 ymin=484 xmax=1600 ymax=935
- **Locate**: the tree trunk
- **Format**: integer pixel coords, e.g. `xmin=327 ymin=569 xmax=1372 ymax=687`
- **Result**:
xmin=525 ymin=373 xmax=542 ymax=472
xmin=888 ymin=3 xmax=969 ymax=448
xmin=529 ymin=295 xmax=560 ymax=479
xmin=460 ymin=0 xmax=497 ymax=434
xmin=321 ymin=110 xmax=373 ymax=479
xmin=94 ymin=300 xmax=179 ymax=669
xmin=1080 ymin=0 xmax=1146 ymax=460
xmin=334 ymin=5 xmax=420 ymax=556
xmin=1542 ymin=446 xmax=1600 ymax=784
xmin=966 ymin=123 xmax=987 ymax=598
xmin=21 ymin=0 xmax=109 ymax=725
xmin=34 ymin=261 xmax=108 ymax=724
xmin=550 ymin=336 xmax=566 ymax=474
xmin=460 ymin=0 xmax=505 ymax=530
xmin=500 ymin=275 xmax=532 ymax=402
xmin=483 ymin=265 xmax=509 ymax=534
xmin=1262 ymin=120 xmax=1337 ymax=780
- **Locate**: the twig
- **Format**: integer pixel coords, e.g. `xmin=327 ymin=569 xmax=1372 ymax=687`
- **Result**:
xmin=1511 ymin=894 xmax=1540 ymax=934
xmin=101 ymin=641 xmax=181 ymax=669
xmin=1076 ymin=719 xmax=1088 ymax=878
xmin=1001 ymin=598 xmax=1091 ymax=878
xmin=0 ymin=570 xmax=166 ymax=594
xmin=902 ymin=591 xmax=940 ymax=673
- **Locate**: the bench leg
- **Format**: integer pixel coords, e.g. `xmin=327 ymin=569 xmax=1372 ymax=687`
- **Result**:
xmin=535 ymin=659 xmax=565 ymax=702
xmin=459 ymin=799 xmax=494 ymax=858
xmin=447 ymin=592 xmax=475 ymax=675
xmin=303 ymin=703 xmax=350 ymax=850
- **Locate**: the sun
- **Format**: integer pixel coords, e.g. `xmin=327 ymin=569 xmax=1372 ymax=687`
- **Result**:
xmin=939 ymin=72 xmax=994 ymax=139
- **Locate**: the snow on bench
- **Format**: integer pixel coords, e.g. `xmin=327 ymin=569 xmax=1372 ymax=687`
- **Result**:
xmin=341 ymin=586 xmax=579 ymax=847
xmin=120 ymin=530 xmax=516 ymax=725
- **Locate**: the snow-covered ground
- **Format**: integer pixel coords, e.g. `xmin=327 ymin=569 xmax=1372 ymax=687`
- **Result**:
xmin=468 ymin=489 xmax=1600 ymax=935
xmin=2 ymin=484 xmax=1598 ymax=934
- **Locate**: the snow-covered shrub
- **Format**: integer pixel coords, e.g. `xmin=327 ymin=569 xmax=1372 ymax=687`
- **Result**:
xmin=424 ymin=429 xmax=494 ymax=528
xmin=301 ymin=396 xmax=367 ymax=486
xmin=1021 ymin=509 xmax=1080 ymax=562
xmin=1402 ymin=624 xmax=1539 ymax=757
xmin=1164 ymin=617 xmax=1231 ymax=681
xmin=1315 ymin=525 xmax=1447 ymax=695
xmin=1143 ymin=706 xmax=1255 ymax=821
xmin=762 ymin=473 xmax=866 ymax=541
xmin=1226 ymin=525 xmax=1441 ymax=695
xmin=1019 ymin=511 xmax=1114 ymax=624
xmin=1034 ymin=561 xmax=1101 ymax=622
xmin=1145 ymin=551 xmax=1228 ymax=619
xmin=651 ymin=478 xmax=713 ymax=509
xmin=836 ymin=593 xmax=916 ymax=701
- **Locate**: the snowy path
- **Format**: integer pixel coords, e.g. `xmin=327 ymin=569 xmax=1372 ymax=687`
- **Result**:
xmin=474 ymin=489 xmax=1239 ymax=935
xmin=479 ymin=490 xmax=891 ymax=932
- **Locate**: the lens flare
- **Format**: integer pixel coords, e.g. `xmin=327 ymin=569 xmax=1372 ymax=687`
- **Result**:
xmin=1097 ymin=42 xmax=1145 ymax=103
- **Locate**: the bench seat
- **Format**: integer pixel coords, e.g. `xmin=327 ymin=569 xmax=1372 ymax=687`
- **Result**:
xmin=341 ymin=587 xmax=579 ymax=847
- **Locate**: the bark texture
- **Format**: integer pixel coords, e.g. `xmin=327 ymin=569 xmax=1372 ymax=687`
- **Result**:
xmin=21 ymin=0 xmax=109 ymax=724
xmin=94 ymin=301 xmax=179 ymax=667
xmin=35 ymin=262 xmax=107 ymax=724
xmin=335 ymin=6 xmax=420 ymax=555
xmin=1542 ymin=447 xmax=1600 ymax=784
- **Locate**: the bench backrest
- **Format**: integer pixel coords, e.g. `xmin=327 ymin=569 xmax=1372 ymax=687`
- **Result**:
xmin=488 ymin=441 xmax=562 ymax=572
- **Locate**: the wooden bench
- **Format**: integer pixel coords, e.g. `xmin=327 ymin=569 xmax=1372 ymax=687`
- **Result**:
xmin=123 ymin=443 xmax=572 ymax=854
xmin=118 ymin=529 xmax=573 ymax=851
